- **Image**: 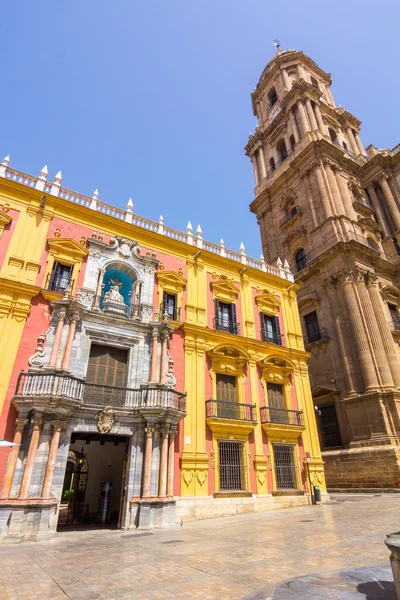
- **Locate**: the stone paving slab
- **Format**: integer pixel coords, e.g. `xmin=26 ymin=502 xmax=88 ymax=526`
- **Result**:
xmin=0 ymin=495 xmax=398 ymax=600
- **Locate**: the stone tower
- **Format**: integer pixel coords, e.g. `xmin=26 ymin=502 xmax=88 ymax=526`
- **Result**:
xmin=246 ymin=48 xmax=400 ymax=491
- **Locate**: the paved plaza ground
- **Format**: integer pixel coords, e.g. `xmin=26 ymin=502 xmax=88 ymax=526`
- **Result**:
xmin=0 ymin=494 xmax=398 ymax=600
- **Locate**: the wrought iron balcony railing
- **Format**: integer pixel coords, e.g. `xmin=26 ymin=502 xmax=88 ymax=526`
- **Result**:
xmin=213 ymin=318 xmax=240 ymax=335
xmin=304 ymin=328 xmax=330 ymax=346
xmin=92 ymin=295 xmax=143 ymax=319
xmin=390 ymin=320 xmax=400 ymax=332
xmin=15 ymin=372 xmax=186 ymax=412
xmin=260 ymin=406 xmax=304 ymax=426
xmin=159 ymin=302 xmax=181 ymax=322
xmin=260 ymin=330 xmax=283 ymax=345
xmin=46 ymin=272 xmax=74 ymax=294
xmin=279 ymin=205 xmax=302 ymax=228
xmin=206 ymin=399 xmax=257 ymax=422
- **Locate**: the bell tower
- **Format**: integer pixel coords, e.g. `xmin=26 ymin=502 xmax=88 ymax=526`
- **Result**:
xmin=246 ymin=48 xmax=400 ymax=491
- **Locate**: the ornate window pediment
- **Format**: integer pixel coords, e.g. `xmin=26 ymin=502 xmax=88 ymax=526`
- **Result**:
xmin=255 ymin=289 xmax=280 ymax=316
xmin=210 ymin=275 xmax=239 ymax=303
xmin=207 ymin=344 xmax=250 ymax=376
xmin=258 ymin=355 xmax=294 ymax=385
xmin=0 ymin=208 xmax=12 ymax=235
xmin=47 ymin=237 xmax=88 ymax=263
xmin=156 ymin=269 xmax=187 ymax=294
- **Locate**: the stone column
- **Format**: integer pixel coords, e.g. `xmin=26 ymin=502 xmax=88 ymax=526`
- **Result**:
xmin=167 ymin=426 xmax=177 ymax=497
xmin=380 ymin=175 xmax=400 ymax=231
xmin=335 ymin=170 xmax=357 ymax=219
xmin=61 ymin=313 xmax=79 ymax=371
xmin=313 ymin=103 xmax=327 ymax=136
xmin=94 ymin=269 xmax=105 ymax=308
xmin=340 ymin=270 xmax=379 ymax=392
xmin=142 ymin=424 xmax=155 ymax=498
xmin=367 ymin=184 xmax=389 ymax=235
xmin=314 ymin=163 xmax=333 ymax=218
xmin=289 ymin=109 xmax=300 ymax=142
xmin=19 ymin=417 xmax=44 ymax=499
xmin=297 ymin=100 xmax=309 ymax=136
xmin=354 ymin=132 xmax=366 ymax=156
xmin=0 ymin=419 xmax=28 ymax=499
xmin=282 ymin=68 xmax=291 ymax=90
xmin=355 ymin=268 xmax=394 ymax=389
xmin=325 ymin=163 xmax=345 ymax=215
xmin=251 ymin=155 xmax=260 ymax=186
xmin=160 ymin=334 xmax=168 ymax=384
xmin=41 ymin=420 xmax=64 ymax=498
xmin=158 ymin=425 xmax=170 ymax=498
xmin=48 ymin=311 xmax=66 ymax=369
xmin=367 ymin=274 xmax=400 ymax=387
xmin=346 ymin=127 xmax=359 ymax=155
xmin=258 ymin=147 xmax=267 ymax=180
xmin=150 ymin=330 xmax=159 ymax=382
xmin=305 ymin=98 xmax=318 ymax=131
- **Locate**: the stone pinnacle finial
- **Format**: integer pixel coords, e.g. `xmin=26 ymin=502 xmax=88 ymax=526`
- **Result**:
xmin=196 ymin=224 xmax=202 ymax=237
xmin=93 ymin=189 xmax=99 ymax=200
xmin=220 ymin=238 xmax=225 ymax=247
xmin=2 ymin=156 xmax=10 ymax=165
xmin=54 ymin=170 xmax=62 ymax=182
xmin=159 ymin=215 xmax=164 ymax=224
xmin=186 ymin=221 xmax=193 ymax=233
xmin=239 ymin=242 xmax=245 ymax=254
xmin=40 ymin=165 xmax=48 ymax=177
xmin=126 ymin=198 xmax=133 ymax=209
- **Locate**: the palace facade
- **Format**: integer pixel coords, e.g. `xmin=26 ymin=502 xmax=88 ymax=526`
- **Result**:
xmin=246 ymin=49 xmax=400 ymax=491
xmin=0 ymin=159 xmax=325 ymax=542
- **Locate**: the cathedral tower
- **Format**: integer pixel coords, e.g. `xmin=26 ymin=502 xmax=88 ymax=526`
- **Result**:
xmin=246 ymin=48 xmax=400 ymax=490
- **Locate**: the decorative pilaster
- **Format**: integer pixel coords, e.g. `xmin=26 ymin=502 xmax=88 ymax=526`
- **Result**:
xmin=313 ymin=103 xmax=327 ymax=136
xmin=325 ymin=162 xmax=345 ymax=215
xmin=380 ymin=175 xmax=400 ymax=231
xmin=19 ymin=417 xmax=44 ymax=499
xmin=335 ymin=170 xmax=356 ymax=219
xmin=48 ymin=310 xmax=66 ymax=368
xmin=367 ymin=274 xmax=400 ymax=388
xmin=367 ymin=185 xmax=389 ymax=236
xmin=0 ymin=419 xmax=28 ymax=499
xmin=297 ymin=100 xmax=309 ymax=136
xmin=160 ymin=333 xmax=168 ymax=385
xmin=354 ymin=268 xmax=394 ymax=389
xmin=142 ymin=424 xmax=155 ymax=498
xmin=251 ymin=155 xmax=260 ymax=186
xmin=41 ymin=420 xmax=65 ymax=498
xmin=61 ymin=313 xmax=80 ymax=371
xmin=158 ymin=425 xmax=170 ymax=498
xmin=346 ymin=127 xmax=359 ymax=155
xmin=289 ymin=109 xmax=300 ymax=142
xmin=94 ymin=268 xmax=105 ymax=309
xmin=340 ymin=270 xmax=379 ymax=392
xmin=305 ymin=98 xmax=318 ymax=131
xmin=314 ymin=164 xmax=333 ymax=218
xmin=150 ymin=330 xmax=159 ymax=382
xmin=167 ymin=426 xmax=177 ymax=497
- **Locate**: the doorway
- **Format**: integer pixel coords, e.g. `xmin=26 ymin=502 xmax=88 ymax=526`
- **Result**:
xmin=58 ymin=433 xmax=128 ymax=530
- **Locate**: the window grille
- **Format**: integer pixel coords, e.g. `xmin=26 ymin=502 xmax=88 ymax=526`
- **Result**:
xmin=47 ymin=261 xmax=73 ymax=292
xmin=304 ymin=311 xmax=321 ymax=343
xmin=162 ymin=292 xmax=177 ymax=320
xmin=218 ymin=440 xmax=248 ymax=492
xmin=273 ymin=444 xmax=300 ymax=490
xmin=260 ymin=314 xmax=282 ymax=345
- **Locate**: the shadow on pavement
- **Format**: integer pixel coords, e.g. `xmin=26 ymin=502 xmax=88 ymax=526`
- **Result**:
xmin=357 ymin=579 xmax=396 ymax=599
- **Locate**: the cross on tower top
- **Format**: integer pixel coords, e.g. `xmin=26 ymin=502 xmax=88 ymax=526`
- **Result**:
xmin=273 ymin=39 xmax=281 ymax=52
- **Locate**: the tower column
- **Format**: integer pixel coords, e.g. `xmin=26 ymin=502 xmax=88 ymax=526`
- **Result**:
xmin=314 ymin=164 xmax=333 ymax=218
xmin=335 ymin=170 xmax=357 ymax=219
xmin=289 ymin=109 xmax=300 ymax=142
xmin=354 ymin=132 xmax=366 ymax=156
xmin=367 ymin=184 xmax=389 ymax=236
xmin=340 ymin=270 xmax=379 ymax=392
xmin=19 ymin=417 xmax=44 ymax=499
xmin=325 ymin=162 xmax=345 ymax=215
xmin=367 ymin=274 xmax=400 ymax=388
xmin=167 ymin=426 xmax=177 ymax=497
xmin=305 ymin=98 xmax=318 ymax=131
xmin=354 ymin=268 xmax=394 ymax=389
xmin=251 ymin=154 xmax=260 ymax=186
xmin=142 ymin=424 xmax=155 ymax=498
xmin=282 ymin=68 xmax=291 ymax=90
xmin=61 ymin=313 xmax=80 ymax=371
xmin=296 ymin=100 xmax=309 ymax=136
xmin=158 ymin=425 xmax=170 ymax=498
xmin=346 ymin=127 xmax=359 ymax=155
xmin=42 ymin=420 xmax=64 ymax=498
xmin=48 ymin=310 xmax=66 ymax=369
xmin=380 ymin=176 xmax=400 ymax=231
xmin=258 ymin=147 xmax=267 ymax=179
xmin=0 ymin=419 xmax=28 ymax=499
xmin=313 ymin=103 xmax=327 ymax=136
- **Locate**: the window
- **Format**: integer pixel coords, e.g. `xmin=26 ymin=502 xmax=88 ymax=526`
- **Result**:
xmin=276 ymin=138 xmax=288 ymax=162
xmin=295 ymin=248 xmax=307 ymax=272
xmin=310 ymin=76 xmax=319 ymax=89
xmin=216 ymin=374 xmax=237 ymax=403
xmin=389 ymin=303 xmax=400 ymax=330
xmin=218 ymin=440 xmax=247 ymax=492
xmin=269 ymin=157 xmax=275 ymax=172
xmin=261 ymin=314 xmax=282 ymax=345
xmin=367 ymin=237 xmax=380 ymax=251
xmin=343 ymin=141 xmax=348 ymax=151
xmin=86 ymin=344 xmax=128 ymax=387
xmin=328 ymin=128 xmax=337 ymax=143
xmin=47 ymin=261 xmax=73 ymax=292
xmin=289 ymin=134 xmax=295 ymax=149
xmin=319 ymin=404 xmax=342 ymax=448
xmin=162 ymin=292 xmax=177 ymax=320
xmin=214 ymin=300 xmax=238 ymax=334
xmin=304 ymin=311 xmax=321 ymax=343
xmin=273 ymin=444 xmax=299 ymax=490
xmin=267 ymin=383 xmax=284 ymax=409
xmin=268 ymin=87 xmax=278 ymax=107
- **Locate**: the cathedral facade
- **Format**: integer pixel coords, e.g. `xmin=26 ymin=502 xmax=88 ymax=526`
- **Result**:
xmin=0 ymin=158 xmax=324 ymax=542
xmin=246 ymin=49 xmax=400 ymax=491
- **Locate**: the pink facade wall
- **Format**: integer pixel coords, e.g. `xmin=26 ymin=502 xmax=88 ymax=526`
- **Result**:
xmin=0 ymin=208 xmax=19 ymax=270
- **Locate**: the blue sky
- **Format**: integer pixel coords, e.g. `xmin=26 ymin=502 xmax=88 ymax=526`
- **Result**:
xmin=1 ymin=1 xmax=399 ymax=260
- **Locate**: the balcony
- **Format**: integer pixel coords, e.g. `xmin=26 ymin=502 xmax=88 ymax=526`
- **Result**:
xmin=213 ymin=318 xmax=240 ymax=335
xmin=279 ymin=206 xmax=302 ymax=228
xmin=46 ymin=272 xmax=74 ymax=294
xmin=304 ymin=328 xmax=330 ymax=347
xmin=353 ymin=195 xmax=374 ymax=215
xmin=159 ymin=302 xmax=181 ymax=322
xmin=261 ymin=330 xmax=283 ymax=345
xmin=92 ymin=294 xmax=144 ymax=320
xmin=260 ymin=406 xmax=305 ymax=440
xmin=14 ymin=372 xmax=186 ymax=413
xmin=206 ymin=399 xmax=256 ymax=434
